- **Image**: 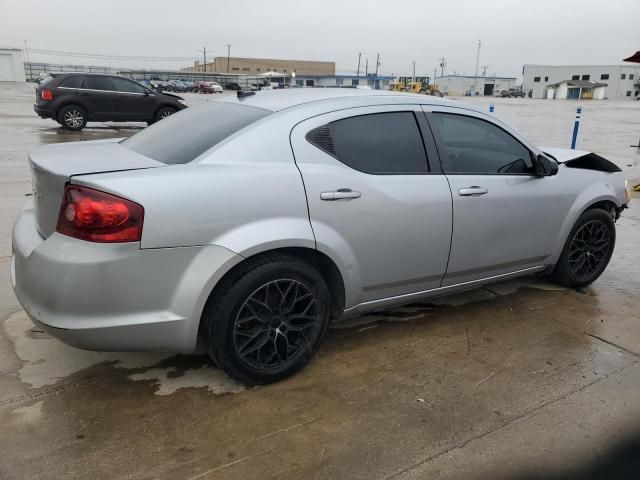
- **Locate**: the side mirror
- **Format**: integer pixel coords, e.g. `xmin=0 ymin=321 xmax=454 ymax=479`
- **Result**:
xmin=536 ymin=155 xmax=559 ymax=176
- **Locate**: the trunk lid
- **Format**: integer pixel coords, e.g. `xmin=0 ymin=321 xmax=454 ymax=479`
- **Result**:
xmin=30 ymin=138 xmax=165 ymax=238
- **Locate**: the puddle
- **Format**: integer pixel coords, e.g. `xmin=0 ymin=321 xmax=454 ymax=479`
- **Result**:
xmin=129 ymin=366 xmax=245 ymax=396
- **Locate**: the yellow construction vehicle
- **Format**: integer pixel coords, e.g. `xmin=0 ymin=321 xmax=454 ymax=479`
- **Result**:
xmin=389 ymin=81 xmax=406 ymax=92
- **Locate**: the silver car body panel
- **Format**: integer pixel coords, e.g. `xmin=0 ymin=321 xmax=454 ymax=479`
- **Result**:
xmin=11 ymin=89 xmax=629 ymax=352
xmin=290 ymin=104 xmax=452 ymax=307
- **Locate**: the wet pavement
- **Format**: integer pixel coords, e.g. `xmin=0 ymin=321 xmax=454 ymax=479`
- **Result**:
xmin=1 ymin=83 xmax=640 ymax=479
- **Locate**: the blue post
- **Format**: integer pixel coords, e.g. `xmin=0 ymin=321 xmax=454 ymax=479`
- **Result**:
xmin=571 ymin=107 xmax=582 ymax=149
xmin=489 ymin=104 xmax=495 ymax=113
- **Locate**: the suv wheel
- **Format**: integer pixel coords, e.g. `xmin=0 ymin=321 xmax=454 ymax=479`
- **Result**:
xmin=155 ymin=106 xmax=176 ymax=122
xmin=202 ymin=254 xmax=331 ymax=385
xmin=58 ymin=105 xmax=87 ymax=131
xmin=549 ymin=209 xmax=616 ymax=288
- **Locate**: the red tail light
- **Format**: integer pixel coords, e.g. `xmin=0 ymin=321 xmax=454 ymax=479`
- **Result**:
xmin=41 ymin=88 xmax=53 ymax=101
xmin=56 ymin=185 xmax=144 ymax=243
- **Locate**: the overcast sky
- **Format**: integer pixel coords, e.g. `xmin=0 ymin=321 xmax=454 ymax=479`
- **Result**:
xmin=2 ymin=0 xmax=639 ymax=78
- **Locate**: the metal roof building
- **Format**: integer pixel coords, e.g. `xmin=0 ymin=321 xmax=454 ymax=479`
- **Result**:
xmin=523 ymin=64 xmax=640 ymax=99
xmin=434 ymin=75 xmax=517 ymax=97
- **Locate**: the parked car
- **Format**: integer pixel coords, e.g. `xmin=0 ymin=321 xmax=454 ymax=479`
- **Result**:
xmin=225 ymin=82 xmax=241 ymax=90
xmin=167 ymin=80 xmax=188 ymax=93
xmin=494 ymin=89 xmax=509 ymax=97
xmin=33 ymin=73 xmax=187 ymax=130
xmin=508 ymin=89 xmax=526 ymax=98
xmin=193 ymin=81 xmax=223 ymax=94
xmin=13 ymin=90 xmax=631 ymax=385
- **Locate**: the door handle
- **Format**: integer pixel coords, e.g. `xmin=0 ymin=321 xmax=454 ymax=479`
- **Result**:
xmin=458 ymin=186 xmax=488 ymax=196
xmin=320 ymin=189 xmax=362 ymax=201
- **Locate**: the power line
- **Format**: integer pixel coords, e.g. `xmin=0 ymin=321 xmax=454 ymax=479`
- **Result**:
xmin=25 ymin=47 xmax=195 ymax=62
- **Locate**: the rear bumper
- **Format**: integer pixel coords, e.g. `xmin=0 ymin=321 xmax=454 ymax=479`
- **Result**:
xmin=34 ymin=104 xmax=54 ymax=119
xmin=11 ymin=199 xmax=242 ymax=353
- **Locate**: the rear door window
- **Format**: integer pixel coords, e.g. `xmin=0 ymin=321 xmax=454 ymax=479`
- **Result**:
xmin=112 ymin=77 xmax=146 ymax=94
xmin=59 ymin=76 xmax=84 ymax=88
xmin=83 ymin=76 xmax=113 ymax=91
xmin=306 ymin=112 xmax=429 ymax=174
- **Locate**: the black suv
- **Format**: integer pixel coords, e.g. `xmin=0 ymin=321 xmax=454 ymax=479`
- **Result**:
xmin=34 ymin=73 xmax=187 ymax=130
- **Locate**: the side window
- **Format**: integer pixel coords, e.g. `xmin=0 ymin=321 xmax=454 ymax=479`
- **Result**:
xmin=112 ymin=77 xmax=146 ymax=94
xmin=59 ymin=76 xmax=83 ymax=88
xmin=83 ymin=76 xmax=113 ymax=91
xmin=306 ymin=112 xmax=428 ymax=174
xmin=431 ymin=113 xmax=535 ymax=175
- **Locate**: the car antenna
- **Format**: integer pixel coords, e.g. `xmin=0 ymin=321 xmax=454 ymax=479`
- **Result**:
xmin=237 ymin=90 xmax=256 ymax=99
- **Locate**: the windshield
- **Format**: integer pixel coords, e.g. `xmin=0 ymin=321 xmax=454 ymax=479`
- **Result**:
xmin=122 ymin=101 xmax=271 ymax=165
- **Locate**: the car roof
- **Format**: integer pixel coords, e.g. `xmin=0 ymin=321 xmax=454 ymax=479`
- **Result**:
xmin=219 ymin=88 xmax=473 ymax=113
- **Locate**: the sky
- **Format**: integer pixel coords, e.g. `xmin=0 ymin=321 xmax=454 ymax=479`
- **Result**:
xmin=1 ymin=0 xmax=639 ymax=78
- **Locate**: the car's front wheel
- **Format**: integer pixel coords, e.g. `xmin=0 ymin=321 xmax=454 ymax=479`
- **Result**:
xmin=58 ymin=105 xmax=87 ymax=131
xmin=550 ymin=209 xmax=616 ymax=288
xmin=154 ymin=106 xmax=176 ymax=122
xmin=202 ymin=254 xmax=331 ymax=385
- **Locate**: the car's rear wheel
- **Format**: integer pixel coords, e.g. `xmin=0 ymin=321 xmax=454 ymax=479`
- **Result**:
xmin=202 ymin=254 xmax=331 ymax=385
xmin=58 ymin=105 xmax=87 ymax=131
xmin=154 ymin=106 xmax=176 ymax=122
xmin=549 ymin=209 xmax=616 ymax=288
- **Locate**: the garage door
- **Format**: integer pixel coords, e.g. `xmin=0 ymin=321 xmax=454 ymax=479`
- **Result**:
xmin=0 ymin=54 xmax=16 ymax=81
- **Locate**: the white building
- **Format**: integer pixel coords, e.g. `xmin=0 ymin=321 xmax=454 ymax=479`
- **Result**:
xmin=0 ymin=48 xmax=26 ymax=82
xmin=523 ymin=64 xmax=640 ymax=100
xmin=545 ymin=80 xmax=607 ymax=100
xmin=435 ymin=75 xmax=517 ymax=96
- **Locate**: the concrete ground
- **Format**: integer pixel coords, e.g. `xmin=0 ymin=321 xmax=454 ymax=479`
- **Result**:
xmin=1 ymin=83 xmax=640 ymax=480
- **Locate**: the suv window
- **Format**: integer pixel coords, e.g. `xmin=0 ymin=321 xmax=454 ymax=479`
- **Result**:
xmin=123 ymin=102 xmax=271 ymax=165
xmin=111 ymin=77 xmax=146 ymax=94
xmin=83 ymin=76 xmax=113 ymax=91
xmin=307 ymin=112 xmax=428 ymax=174
xmin=431 ymin=113 xmax=534 ymax=174
xmin=59 ymin=76 xmax=83 ymax=88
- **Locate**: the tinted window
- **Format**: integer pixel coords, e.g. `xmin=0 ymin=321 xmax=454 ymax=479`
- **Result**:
xmin=59 ymin=76 xmax=83 ymax=88
xmin=112 ymin=77 xmax=146 ymax=94
xmin=308 ymin=112 xmax=428 ymax=174
xmin=123 ymin=102 xmax=271 ymax=165
xmin=83 ymin=76 xmax=113 ymax=91
xmin=432 ymin=113 xmax=534 ymax=174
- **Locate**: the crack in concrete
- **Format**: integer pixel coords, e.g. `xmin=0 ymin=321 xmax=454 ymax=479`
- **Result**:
xmin=584 ymin=331 xmax=640 ymax=358
xmin=384 ymin=359 xmax=640 ymax=479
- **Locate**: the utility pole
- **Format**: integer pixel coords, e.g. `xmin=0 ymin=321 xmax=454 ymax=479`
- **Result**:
xmin=24 ymin=40 xmax=32 ymax=80
xmin=412 ymin=60 xmax=416 ymax=83
xmin=365 ymin=58 xmax=368 ymax=77
xmin=356 ymin=52 xmax=361 ymax=77
xmin=226 ymin=44 xmax=231 ymax=73
xmin=374 ymin=53 xmax=380 ymax=77
xmin=473 ymin=39 xmax=481 ymax=95
xmin=481 ymin=65 xmax=488 ymax=76
xmin=439 ymin=57 xmax=446 ymax=77
xmin=433 ymin=67 xmax=437 ymax=86
xmin=203 ymin=45 xmax=206 ymax=72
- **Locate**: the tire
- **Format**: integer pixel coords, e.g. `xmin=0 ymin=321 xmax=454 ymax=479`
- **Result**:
xmin=57 ymin=105 xmax=87 ymax=131
xmin=202 ymin=254 xmax=331 ymax=385
xmin=549 ymin=209 xmax=616 ymax=288
xmin=154 ymin=106 xmax=176 ymax=122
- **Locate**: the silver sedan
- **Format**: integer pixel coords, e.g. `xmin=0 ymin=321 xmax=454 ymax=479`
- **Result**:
xmin=11 ymin=90 xmax=632 ymax=384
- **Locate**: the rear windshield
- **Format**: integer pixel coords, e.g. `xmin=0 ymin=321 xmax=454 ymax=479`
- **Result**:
xmin=122 ymin=102 xmax=271 ymax=165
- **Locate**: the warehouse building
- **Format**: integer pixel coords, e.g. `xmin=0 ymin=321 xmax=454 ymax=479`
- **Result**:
xmin=185 ymin=56 xmax=335 ymax=76
xmin=434 ymin=75 xmax=517 ymax=96
xmin=523 ymin=64 xmax=640 ymax=99
xmin=0 ymin=48 xmax=26 ymax=82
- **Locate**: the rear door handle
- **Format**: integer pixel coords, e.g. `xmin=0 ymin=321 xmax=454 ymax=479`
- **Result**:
xmin=320 ymin=189 xmax=362 ymax=201
xmin=458 ymin=186 xmax=488 ymax=196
